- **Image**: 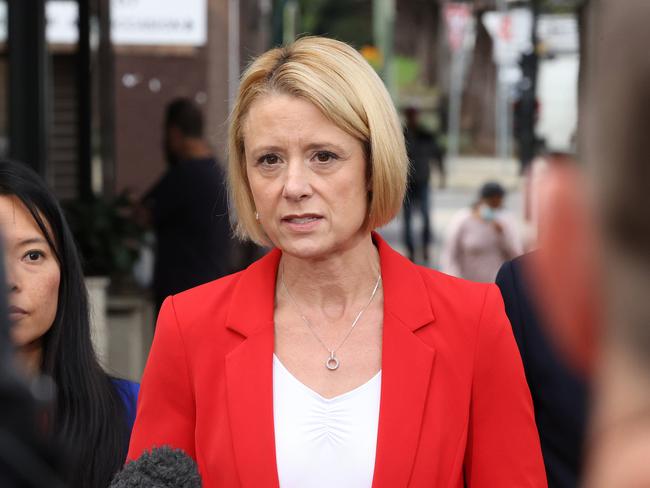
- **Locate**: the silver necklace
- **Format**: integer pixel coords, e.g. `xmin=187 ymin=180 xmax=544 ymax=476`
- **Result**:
xmin=281 ymin=264 xmax=382 ymax=371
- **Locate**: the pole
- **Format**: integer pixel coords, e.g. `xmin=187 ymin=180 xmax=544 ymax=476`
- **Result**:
xmin=282 ymin=0 xmax=299 ymax=45
xmin=258 ymin=0 xmax=272 ymax=50
xmin=8 ymin=0 xmax=47 ymax=176
xmin=445 ymin=4 xmax=472 ymax=161
xmin=447 ymin=46 xmax=465 ymax=161
xmin=495 ymin=0 xmax=509 ymax=160
xmin=373 ymin=0 xmax=396 ymax=97
xmin=517 ymin=0 xmax=540 ymax=171
xmin=98 ymin=0 xmax=115 ymax=196
xmin=272 ymin=0 xmax=286 ymax=46
xmin=228 ymin=0 xmax=241 ymax=111
xmin=77 ymin=0 xmax=93 ymax=200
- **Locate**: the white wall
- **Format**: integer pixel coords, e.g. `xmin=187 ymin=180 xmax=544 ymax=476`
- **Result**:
xmin=537 ymin=53 xmax=580 ymax=151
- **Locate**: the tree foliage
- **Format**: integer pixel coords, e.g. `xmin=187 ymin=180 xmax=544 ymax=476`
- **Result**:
xmin=298 ymin=0 xmax=372 ymax=47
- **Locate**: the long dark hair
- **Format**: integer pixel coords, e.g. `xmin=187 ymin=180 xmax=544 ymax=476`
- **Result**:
xmin=0 ymin=160 xmax=129 ymax=487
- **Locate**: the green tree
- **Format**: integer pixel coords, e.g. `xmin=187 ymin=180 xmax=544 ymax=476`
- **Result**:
xmin=298 ymin=0 xmax=373 ymax=47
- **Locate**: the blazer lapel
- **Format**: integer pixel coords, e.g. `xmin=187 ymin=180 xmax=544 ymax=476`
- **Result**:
xmin=222 ymin=236 xmax=436 ymax=487
xmin=225 ymin=249 xmax=281 ymax=488
xmin=372 ymin=234 xmax=437 ymax=488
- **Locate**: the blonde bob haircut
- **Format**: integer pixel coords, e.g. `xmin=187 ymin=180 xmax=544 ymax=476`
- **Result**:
xmin=228 ymin=36 xmax=408 ymax=245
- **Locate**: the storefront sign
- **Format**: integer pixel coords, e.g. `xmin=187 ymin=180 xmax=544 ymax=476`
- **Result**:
xmin=111 ymin=0 xmax=207 ymax=46
xmin=0 ymin=0 xmax=207 ymax=47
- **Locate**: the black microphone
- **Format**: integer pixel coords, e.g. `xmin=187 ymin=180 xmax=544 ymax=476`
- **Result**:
xmin=110 ymin=446 xmax=202 ymax=488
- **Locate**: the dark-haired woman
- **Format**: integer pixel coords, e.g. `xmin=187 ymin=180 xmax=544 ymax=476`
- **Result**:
xmin=0 ymin=160 xmax=139 ymax=487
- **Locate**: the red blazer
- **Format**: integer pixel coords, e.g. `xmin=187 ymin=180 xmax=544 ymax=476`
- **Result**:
xmin=128 ymin=234 xmax=546 ymax=487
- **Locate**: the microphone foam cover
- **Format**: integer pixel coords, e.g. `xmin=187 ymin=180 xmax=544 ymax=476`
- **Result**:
xmin=110 ymin=446 xmax=201 ymax=488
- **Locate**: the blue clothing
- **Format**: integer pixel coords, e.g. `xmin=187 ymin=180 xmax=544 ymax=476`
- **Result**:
xmin=111 ymin=378 xmax=140 ymax=434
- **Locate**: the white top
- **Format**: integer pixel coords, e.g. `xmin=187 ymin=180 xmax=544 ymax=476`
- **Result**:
xmin=273 ymin=355 xmax=381 ymax=488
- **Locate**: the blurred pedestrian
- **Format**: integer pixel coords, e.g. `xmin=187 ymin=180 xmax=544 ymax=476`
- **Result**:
xmin=441 ymin=181 xmax=522 ymax=282
xmin=402 ymin=107 xmax=444 ymax=263
xmin=140 ymin=98 xmax=233 ymax=312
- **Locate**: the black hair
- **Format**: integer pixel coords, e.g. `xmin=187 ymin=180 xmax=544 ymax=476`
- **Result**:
xmin=0 ymin=160 xmax=129 ymax=487
xmin=165 ymin=97 xmax=204 ymax=138
xmin=479 ymin=181 xmax=506 ymax=200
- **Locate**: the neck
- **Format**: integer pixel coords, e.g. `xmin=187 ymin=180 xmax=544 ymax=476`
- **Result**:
xmin=181 ymin=138 xmax=211 ymax=160
xmin=15 ymin=340 xmax=43 ymax=378
xmin=279 ymin=233 xmax=381 ymax=321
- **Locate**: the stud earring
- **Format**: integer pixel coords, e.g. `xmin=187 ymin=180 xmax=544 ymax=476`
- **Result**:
xmin=255 ymin=211 xmax=259 ymax=221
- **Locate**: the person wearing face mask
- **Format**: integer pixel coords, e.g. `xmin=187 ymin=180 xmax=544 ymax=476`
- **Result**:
xmin=0 ymin=160 xmax=139 ymax=488
xmin=441 ymin=181 xmax=523 ymax=282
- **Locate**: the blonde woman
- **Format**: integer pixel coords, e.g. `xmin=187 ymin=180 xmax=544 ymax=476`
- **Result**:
xmin=128 ymin=37 xmax=546 ymax=487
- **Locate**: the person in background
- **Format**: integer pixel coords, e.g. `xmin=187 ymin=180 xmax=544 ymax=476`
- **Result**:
xmin=141 ymin=98 xmax=233 ymax=312
xmin=441 ymin=181 xmax=522 ymax=282
xmin=496 ymin=254 xmax=588 ymax=487
xmin=128 ymin=36 xmax=545 ymax=487
xmin=0 ymin=160 xmax=138 ymax=487
xmin=402 ymin=106 xmax=443 ymax=263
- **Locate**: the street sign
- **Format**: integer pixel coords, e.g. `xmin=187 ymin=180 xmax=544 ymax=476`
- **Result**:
xmin=444 ymin=3 xmax=473 ymax=52
xmin=483 ymin=8 xmax=533 ymax=65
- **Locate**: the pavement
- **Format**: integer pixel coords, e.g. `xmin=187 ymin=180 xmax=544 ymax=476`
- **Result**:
xmin=378 ymin=156 xmax=527 ymax=270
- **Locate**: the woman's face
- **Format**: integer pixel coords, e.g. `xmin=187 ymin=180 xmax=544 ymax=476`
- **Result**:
xmin=243 ymin=94 xmax=370 ymax=259
xmin=0 ymin=195 xmax=61 ymax=349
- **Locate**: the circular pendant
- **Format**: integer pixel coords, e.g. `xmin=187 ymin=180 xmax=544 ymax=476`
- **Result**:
xmin=326 ymin=353 xmax=340 ymax=371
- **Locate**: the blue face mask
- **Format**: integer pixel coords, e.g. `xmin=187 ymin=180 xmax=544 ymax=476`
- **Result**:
xmin=479 ymin=204 xmax=497 ymax=222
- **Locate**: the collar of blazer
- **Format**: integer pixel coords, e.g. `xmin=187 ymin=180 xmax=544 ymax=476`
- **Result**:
xmin=223 ymin=232 xmax=437 ymax=488
xmin=225 ymin=231 xmax=436 ymax=338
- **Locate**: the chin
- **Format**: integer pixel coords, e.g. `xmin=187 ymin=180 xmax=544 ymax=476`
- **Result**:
xmin=276 ymin=230 xmax=368 ymax=261
xmin=280 ymin=241 xmax=329 ymax=260
xmin=270 ymin=231 xmax=326 ymax=257
xmin=10 ymin=329 xmax=30 ymax=348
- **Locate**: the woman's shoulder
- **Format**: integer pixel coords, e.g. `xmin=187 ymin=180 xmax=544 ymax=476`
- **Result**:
xmin=157 ymin=249 xmax=281 ymax=343
xmin=166 ymin=249 xmax=279 ymax=320
xmin=378 ymin=233 xmax=494 ymax=308
xmin=416 ymin=264 xmax=495 ymax=298
xmin=409 ymin=265 xmax=510 ymax=356
xmin=174 ymin=270 xmax=246 ymax=302
xmin=155 ymin=271 xmax=245 ymax=339
xmin=171 ymin=269 xmax=245 ymax=310
xmin=412 ymin=264 xmax=503 ymax=325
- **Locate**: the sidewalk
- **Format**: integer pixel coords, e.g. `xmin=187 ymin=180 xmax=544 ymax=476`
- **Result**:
xmin=378 ymin=156 xmax=526 ymax=270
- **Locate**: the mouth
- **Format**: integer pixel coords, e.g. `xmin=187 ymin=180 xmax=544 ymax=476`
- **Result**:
xmin=281 ymin=214 xmax=323 ymax=230
xmin=8 ymin=306 xmax=28 ymax=321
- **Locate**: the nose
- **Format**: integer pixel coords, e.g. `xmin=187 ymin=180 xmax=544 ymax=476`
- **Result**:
xmin=4 ymin=258 xmax=19 ymax=293
xmin=282 ymin=159 xmax=313 ymax=201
